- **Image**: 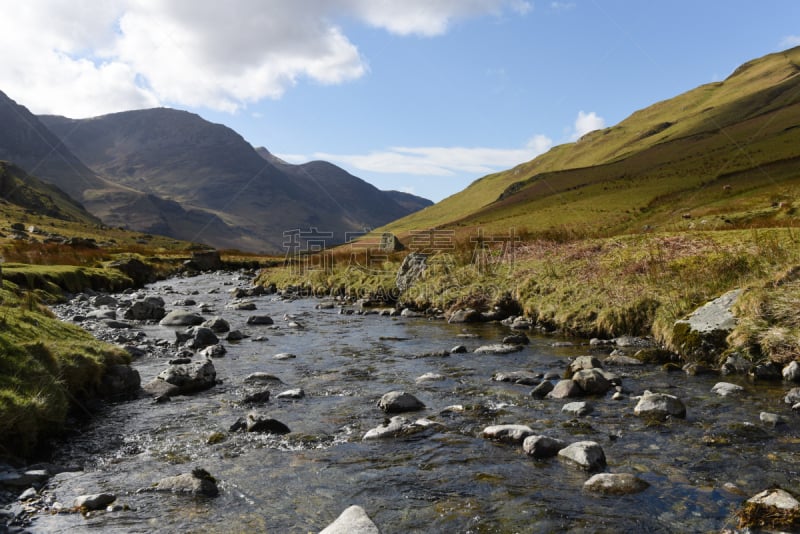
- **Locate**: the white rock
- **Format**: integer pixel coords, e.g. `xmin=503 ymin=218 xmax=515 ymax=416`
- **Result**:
xmin=584 ymin=473 xmax=649 ymax=495
xmin=482 ymin=424 xmax=536 ymax=444
xmin=558 ymin=441 xmax=607 ymax=471
xmin=711 ymin=382 xmax=745 ymax=397
xmin=319 ymin=505 xmax=380 ymax=534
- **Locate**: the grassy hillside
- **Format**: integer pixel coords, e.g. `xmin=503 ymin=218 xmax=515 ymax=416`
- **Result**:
xmin=258 ymin=46 xmax=800 ymax=368
xmin=383 ymin=46 xmax=800 ymax=238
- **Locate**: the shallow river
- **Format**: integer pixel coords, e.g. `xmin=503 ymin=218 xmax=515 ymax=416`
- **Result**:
xmin=31 ymin=272 xmax=800 ymax=533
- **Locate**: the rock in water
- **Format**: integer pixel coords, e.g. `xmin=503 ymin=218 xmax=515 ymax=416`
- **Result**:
xmin=584 ymin=473 xmax=649 ymax=495
xmin=73 ymin=493 xmax=116 ymax=510
xmin=246 ymin=413 xmax=291 ymax=434
xmin=377 ymin=391 xmax=425 ymax=413
xmin=481 ymin=424 xmax=536 ymax=444
xmin=319 ymin=505 xmax=380 ymax=534
xmin=154 ymin=468 xmax=219 ymax=497
xmin=558 ymin=441 xmax=607 ymax=472
xmin=522 ymin=435 xmax=567 ymax=459
xmin=633 ymin=391 xmax=686 ymax=419
xmin=159 ymin=310 xmax=204 ymax=326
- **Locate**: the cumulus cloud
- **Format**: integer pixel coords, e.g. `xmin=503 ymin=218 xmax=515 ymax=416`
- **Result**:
xmin=305 ymin=134 xmax=553 ymax=177
xmin=0 ymin=0 xmax=530 ymax=117
xmin=570 ymin=110 xmax=605 ymax=141
xmin=781 ymin=35 xmax=800 ymax=48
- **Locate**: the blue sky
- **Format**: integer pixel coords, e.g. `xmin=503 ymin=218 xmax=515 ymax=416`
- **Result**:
xmin=2 ymin=1 xmax=799 ymax=202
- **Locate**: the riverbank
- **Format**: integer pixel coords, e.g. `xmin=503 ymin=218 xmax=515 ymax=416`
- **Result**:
xmin=0 ymin=251 xmax=268 ymax=460
xmin=256 ymin=228 xmax=800 ymax=366
xmin=6 ymin=271 xmax=800 ymax=532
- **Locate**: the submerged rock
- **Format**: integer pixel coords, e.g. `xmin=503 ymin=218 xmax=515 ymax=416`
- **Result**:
xmin=153 ymin=468 xmax=219 ymax=497
xmin=474 ymin=344 xmax=523 ymax=354
xmin=711 ymin=382 xmax=745 ymax=397
xmin=584 ymin=473 xmax=649 ymax=495
xmin=319 ymin=504 xmax=380 ymax=534
xmin=362 ymin=416 xmax=434 ymax=440
xmin=492 ymin=370 xmax=541 ymax=385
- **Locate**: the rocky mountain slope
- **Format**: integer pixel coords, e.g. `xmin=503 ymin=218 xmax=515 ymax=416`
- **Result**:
xmin=40 ymin=110 xmax=431 ymax=251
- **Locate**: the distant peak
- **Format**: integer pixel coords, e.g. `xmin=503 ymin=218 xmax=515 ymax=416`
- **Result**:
xmin=254 ymin=146 xmax=290 ymax=165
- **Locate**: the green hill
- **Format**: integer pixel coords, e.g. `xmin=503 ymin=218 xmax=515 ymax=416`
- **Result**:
xmin=383 ymin=46 xmax=800 ymax=239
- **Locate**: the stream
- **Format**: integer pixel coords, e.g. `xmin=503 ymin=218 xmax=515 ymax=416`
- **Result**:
xmin=20 ymin=271 xmax=800 ymax=532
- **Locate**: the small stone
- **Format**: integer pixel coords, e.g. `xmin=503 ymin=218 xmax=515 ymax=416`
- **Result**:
xmin=246 ymin=314 xmax=273 ymax=325
xmin=449 ymin=345 xmax=468 ymax=354
xmin=562 ymin=401 xmax=593 ymax=416
xmin=530 ymin=380 xmax=555 ymax=399
xmin=474 ymin=343 xmax=523 ymax=354
xmin=760 ymin=412 xmax=786 ymax=427
xmin=276 ymin=388 xmax=305 ymax=399
xmin=416 ymin=373 xmax=446 ymax=383
xmin=319 ymin=505 xmax=380 ymax=534
xmin=377 ymin=391 xmax=425 ymax=413
xmin=558 ymin=441 xmax=607 ymax=472
xmin=633 ymin=391 xmax=686 ymax=419
xmin=18 ymin=488 xmax=37 ymax=501
xmin=784 ymin=387 xmax=800 ymax=405
xmin=782 ymin=361 xmax=800 ymax=382
xmin=73 ymin=493 xmax=116 ymax=510
xmin=522 ymin=435 xmax=567 ymax=459
xmin=548 ymin=379 xmax=583 ymax=399
xmin=482 ymin=424 xmax=536 ymax=444
xmin=246 ymin=413 xmax=291 ymax=434
xmin=711 ymin=382 xmax=745 ymax=397
xmin=273 ymin=352 xmax=296 ymax=360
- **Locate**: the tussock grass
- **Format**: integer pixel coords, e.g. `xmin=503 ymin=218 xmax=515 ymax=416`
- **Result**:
xmin=258 ymin=228 xmax=800 ymax=365
xmin=0 ymin=280 xmax=128 ymax=458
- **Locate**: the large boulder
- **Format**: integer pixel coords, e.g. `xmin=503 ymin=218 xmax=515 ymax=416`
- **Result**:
xmin=671 ymin=289 xmax=742 ymax=364
xmin=319 ymin=505 xmax=380 ymax=534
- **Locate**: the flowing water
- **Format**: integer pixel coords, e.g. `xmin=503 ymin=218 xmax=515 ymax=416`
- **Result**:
xmin=26 ymin=272 xmax=800 ymax=533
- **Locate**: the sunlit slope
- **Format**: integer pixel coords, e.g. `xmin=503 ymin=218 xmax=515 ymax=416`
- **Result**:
xmin=383 ymin=46 xmax=800 ymax=236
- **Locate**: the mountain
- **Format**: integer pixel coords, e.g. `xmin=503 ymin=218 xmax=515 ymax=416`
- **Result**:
xmin=383 ymin=46 xmax=800 ymax=239
xmin=0 ymin=90 xmax=121 ymax=202
xmin=254 ymin=149 xmax=433 ymax=225
xmin=40 ymin=110 xmax=431 ymax=252
xmin=0 ymin=161 xmax=100 ymax=224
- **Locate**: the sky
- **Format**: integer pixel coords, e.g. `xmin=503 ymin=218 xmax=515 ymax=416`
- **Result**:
xmin=1 ymin=1 xmax=798 ymax=203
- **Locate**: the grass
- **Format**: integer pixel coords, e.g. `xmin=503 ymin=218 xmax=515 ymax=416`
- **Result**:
xmin=257 ymin=227 xmax=800 ymax=366
xmin=0 ymin=279 xmax=129 ymax=459
xmin=381 ymin=46 xmax=800 ymax=242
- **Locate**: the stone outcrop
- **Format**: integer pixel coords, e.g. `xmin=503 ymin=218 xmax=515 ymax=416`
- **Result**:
xmin=671 ymin=289 xmax=742 ymax=364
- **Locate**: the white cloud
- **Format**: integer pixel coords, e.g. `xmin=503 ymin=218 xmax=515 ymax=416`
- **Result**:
xmin=570 ymin=110 xmax=605 ymax=141
xmin=550 ymin=2 xmax=576 ymax=11
xmin=781 ymin=35 xmax=800 ymax=48
xmin=0 ymin=0 xmax=530 ymax=117
xmin=304 ymin=134 xmax=553 ymax=177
